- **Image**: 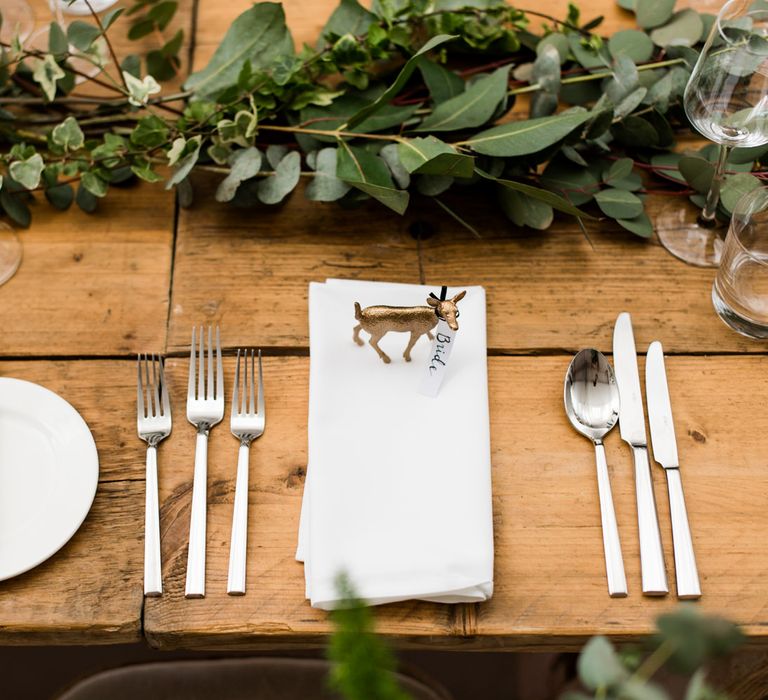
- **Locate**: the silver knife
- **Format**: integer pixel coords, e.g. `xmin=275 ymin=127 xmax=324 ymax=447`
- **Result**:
xmin=646 ymin=341 xmax=701 ymax=599
xmin=613 ymin=313 xmax=668 ymax=595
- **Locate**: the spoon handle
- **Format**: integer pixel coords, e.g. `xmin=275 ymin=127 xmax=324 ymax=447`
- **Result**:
xmin=594 ymin=442 xmax=628 ymax=597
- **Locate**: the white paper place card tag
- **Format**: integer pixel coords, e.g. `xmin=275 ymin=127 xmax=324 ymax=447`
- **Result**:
xmin=419 ymin=319 xmax=457 ymax=398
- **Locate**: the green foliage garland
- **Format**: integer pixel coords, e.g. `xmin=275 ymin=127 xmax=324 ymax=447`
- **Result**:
xmin=1 ymin=0 xmax=768 ymax=234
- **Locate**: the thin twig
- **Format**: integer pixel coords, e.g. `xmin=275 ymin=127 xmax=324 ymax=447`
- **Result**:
xmin=83 ymin=0 xmax=129 ymax=92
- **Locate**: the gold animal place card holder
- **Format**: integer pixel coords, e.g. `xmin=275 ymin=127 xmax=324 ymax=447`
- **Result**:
xmin=352 ymin=285 xmax=467 ymax=398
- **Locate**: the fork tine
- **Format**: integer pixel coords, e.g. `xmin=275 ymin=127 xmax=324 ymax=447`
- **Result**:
xmin=188 ymin=327 xmax=196 ymax=400
xmin=144 ymin=354 xmax=154 ymax=417
xmin=249 ymin=350 xmax=256 ymax=415
xmin=231 ymin=349 xmax=240 ymax=418
xmin=137 ymin=354 xmax=145 ymax=419
xmin=257 ymin=349 xmax=264 ymax=417
xmin=216 ymin=326 xmax=223 ymax=402
xmin=159 ymin=357 xmax=170 ymax=417
xmin=198 ymin=325 xmax=204 ymax=400
xmin=207 ymin=326 xmax=214 ymax=400
xmin=241 ymin=347 xmax=247 ymax=414
xmin=151 ymin=355 xmax=161 ymax=417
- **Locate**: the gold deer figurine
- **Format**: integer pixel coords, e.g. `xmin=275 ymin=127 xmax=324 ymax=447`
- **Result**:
xmin=353 ymin=290 xmax=466 ymax=364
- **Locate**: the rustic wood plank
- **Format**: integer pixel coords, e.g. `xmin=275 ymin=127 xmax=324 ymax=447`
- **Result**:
xmin=1 ymin=186 xmax=173 ymax=356
xmin=479 ymin=355 xmax=768 ymax=650
xmin=146 ymin=354 xmax=768 ymax=650
xmin=0 ymin=360 xmax=143 ymax=645
xmin=167 ymin=176 xmax=421 ymax=352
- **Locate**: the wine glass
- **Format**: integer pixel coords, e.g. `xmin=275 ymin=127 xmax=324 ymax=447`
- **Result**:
xmin=658 ymin=0 xmax=768 ymax=267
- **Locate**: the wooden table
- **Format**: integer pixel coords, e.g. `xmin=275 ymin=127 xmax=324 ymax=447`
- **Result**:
xmin=4 ymin=1 xmax=768 ymax=693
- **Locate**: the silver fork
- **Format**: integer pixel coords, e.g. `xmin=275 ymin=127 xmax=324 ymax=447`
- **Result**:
xmin=185 ymin=325 xmax=224 ymax=598
xmin=227 ymin=349 xmax=265 ymax=595
xmin=137 ymin=354 xmax=171 ymax=598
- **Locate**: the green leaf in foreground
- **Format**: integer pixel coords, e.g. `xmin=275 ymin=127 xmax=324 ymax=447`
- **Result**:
xmin=416 ymin=65 xmax=510 ymax=132
xmin=464 ymin=109 xmax=592 ymax=157
xmin=476 ymin=169 xmax=595 ymax=219
xmin=635 ymin=0 xmax=676 ymax=30
xmin=499 ymin=188 xmax=554 ymax=230
xmin=397 ymin=136 xmax=474 ymax=178
xmin=336 ymin=141 xmax=409 ymax=214
xmin=650 ymin=9 xmax=704 ymax=48
xmin=721 ymin=172 xmax=762 ymax=213
xmin=184 ymin=2 xmax=294 ymax=96
xmin=617 ymin=211 xmax=653 ymax=237
xmin=577 ymin=636 xmax=628 ymax=691
xmin=343 ymin=34 xmax=456 ymax=130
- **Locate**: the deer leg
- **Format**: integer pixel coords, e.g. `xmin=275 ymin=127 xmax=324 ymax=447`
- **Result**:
xmin=403 ymin=331 xmax=422 ymax=362
xmin=368 ymin=332 xmax=391 ymax=364
xmin=353 ymin=324 xmax=364 ymax=346
xmin=427 ymin=330 xmax=435 ymax=341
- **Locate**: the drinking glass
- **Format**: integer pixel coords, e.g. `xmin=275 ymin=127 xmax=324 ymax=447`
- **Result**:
xmin=712 ymin=186 xmax=768 ymax=338
xmin=0 ymin=223 xmax=23 ymax=287
xmin=658 ymin=0 xmax=768 ymax=267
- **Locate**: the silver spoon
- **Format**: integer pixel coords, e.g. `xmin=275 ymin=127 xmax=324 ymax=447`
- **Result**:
xmin=564 ymin=349 xmax=628 ymax=598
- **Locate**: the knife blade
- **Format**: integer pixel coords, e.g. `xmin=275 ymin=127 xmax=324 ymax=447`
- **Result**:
xmin=613 ymin=313 xmax=668 ymax=595
xmin=646 ymin=341 xmax=701 ymax=599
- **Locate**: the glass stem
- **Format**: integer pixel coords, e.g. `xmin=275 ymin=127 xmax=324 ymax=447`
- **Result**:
xmin=701 ymin=144 xmax=732 ymax=222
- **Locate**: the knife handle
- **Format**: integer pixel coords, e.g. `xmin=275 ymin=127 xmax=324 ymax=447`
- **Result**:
xmin=632 ymin=446 xmax=669 ymax=595
xmin=594 ymin=442 xmax=628 ymax=597
xmin=666 ymin=468 xmax=701 ymax=599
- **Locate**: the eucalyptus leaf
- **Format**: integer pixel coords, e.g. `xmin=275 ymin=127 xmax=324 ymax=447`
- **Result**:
xmin=615 ymin=87 xmax=648 ymax=119
xmin=397 ymin=136 xmax=474 ymax=178
xmin=415 ymin=174 xmax=453 ymax=196
xmin=266 ymin=144 xmax=289 ymax=170
xmin=611 ymin=171 xmax=643 ymax=191
xmin=612 ymin=116 xmax=659 ymax=147
xmin=678 ymin=156 xmax=714 ymax=194
xmin=257 ymin=150 xmax=301 ymax=204
xmin=594 ymin=187 xmax=644 ymax=218
xmin=537 ymin=32 xmax=570 ymax=64
xmin=568 ymin=33 xmax=610 ymax=70
xmin=379 ymin=143 xmax=411 ymax=189
xmin=465 ymin=109 xmax=592 ymax=157
xmin=336 ymin=141 xmax=409 ymax=214
xmin=616 ymin=0 xmax=635 ymax=9
xmin=731 ymin=143 xmax=768 ymax=164
xmin=617 ymin=210 xmax=653 ymax=237
xmin=344 ymin=34 xmax=456 ymax=129
xmin=721 ymin=172 xmax=762 ymax=212
xmin=416 ymin=65 xmax=510 ymax=132
xmin=67 ymin=21 xmax=101 ymax=52
xmin=650 ymin=10 xmax=704 ymax=48
xmin=499 ymin=188 xmax=554 ymax=229
xmin=562 ymin=145 xmax=588 ymax=166
xmin=318 ymin=0 xmax=376 ymax=47
xmin=49 ymin=22 xmax=68 ymax=56
xmin=541 ymin=160 xmax=600 ymax=205
xmin=635 ymin=0 xmax=676 ymax=29
xmin=418 ymin=58 xmax=465 ymax=103
xmin=305 ymin=147 xmax=351 ymax=202
xmin=477 ymin=168 xmax=595 ymax=219
xmin=215 ymin=147 xmax=263 ymax=203
xmin=604 ymin=157 xmax=635 ymax=184
xmin=608 ymin=29 xmax=654 ymax=62
xmin=184 ymin=3 xmax=294 ymax=97
xmin=577 ymin=636 xmax=628 ymax=691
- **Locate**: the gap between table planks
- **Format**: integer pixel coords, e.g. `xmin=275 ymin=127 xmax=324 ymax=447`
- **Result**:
xmin=144 ymin=354 xmax=768 ymax=651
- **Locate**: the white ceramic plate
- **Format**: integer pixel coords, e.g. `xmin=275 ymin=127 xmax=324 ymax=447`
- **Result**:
xmin=0 ymin=377 xmax=98 ymax=581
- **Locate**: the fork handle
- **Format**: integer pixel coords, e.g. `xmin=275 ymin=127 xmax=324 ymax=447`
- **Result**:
xmin=185 ymin=431 xmax=208 ymax=598
xmin=227 ymin=442 xmax=251 ymax=595
xmin=144 ymin=445 xmax=162 ymax=597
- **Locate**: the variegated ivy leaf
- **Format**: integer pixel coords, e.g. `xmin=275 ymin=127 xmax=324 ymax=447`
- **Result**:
xmin=10 ymin=154 xmax=45 ymax=190
xmin=123 ymin=71 xmax=161 ymax=107
xmin=167 ymin=137 xmax=187 ymax=167
xmin=33 ymin=55 xmax=65 ymax=102
xmin=52 ymin=117 xmax=85 ymax=151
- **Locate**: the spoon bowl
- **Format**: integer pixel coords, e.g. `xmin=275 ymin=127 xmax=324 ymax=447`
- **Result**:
xmin=565 ymin=349 xmax=620 ymax=443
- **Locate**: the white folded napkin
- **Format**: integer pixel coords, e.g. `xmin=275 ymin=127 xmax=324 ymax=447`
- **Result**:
xmin=297 ymin=279 xmax=494 ymax=610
